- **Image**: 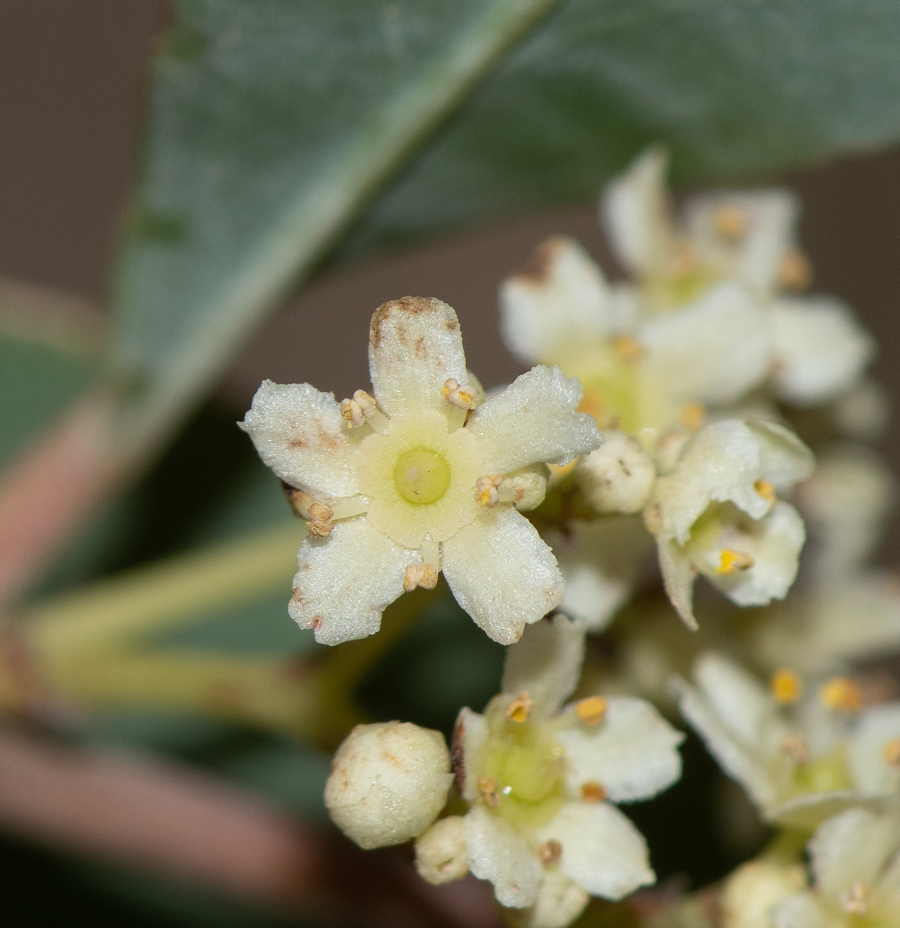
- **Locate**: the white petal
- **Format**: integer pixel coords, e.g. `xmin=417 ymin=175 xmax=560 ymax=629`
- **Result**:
xmin=685 ymin=189 xmax=799 ymax=295
xmin=453 ymin=707 xmax=488 ymax=801
xmin=463 ymin=806 xmax=542 ymax=908
xmin=692 ymin=653 xmax=774 ymax=747
xmin=467 ymin=366 xmax=601 ymax=475
xmin=240 ymin=380 xmax=363 ymax=497
xmin=551 ymin=517 xmax=652 ymax=632
xmin=768 ymin=792 xmax=876 ymax=832
xmin=501 ymin=614 xmax=586 ymax=718
xmin=770 ymin=893 xmax=834 ymax=928
xmin=640 ymin=283 xmax=773 ymax=405
xmin=514 ymin=870 xmax=589 ymax=928
xmin=499 ymin=237 xmax=618 ymax=363
xmin=656 ymin=538 xmax=698 ymax=630
xmin=721 ymin=859 xmax=807 ymax=928
xmin=368 ymin=297 xmax=468 ymax=417
xmin=747 ymin=420 xmax=816 ymax=491
xmin=848 ymin=704 xmax=900 ymax=795
xmin=601 ymin=147 xmax=674 ymax=277
xmin=535 ymin=802 xmax=654 ymax=900
xmin=556 ymin=696 xmax=683 ymax=802
xmin=704 ymin=501 xmax=806 ymax=608
xmin=289 ymin=517 xmax=411 ymax=645
xmin=771 ymin=297 xmax=873 ymax=406
xmin=442 ymin=508 xmax=565 ymax=645
xmin=809 ymin=806 xmax=900 ymax=902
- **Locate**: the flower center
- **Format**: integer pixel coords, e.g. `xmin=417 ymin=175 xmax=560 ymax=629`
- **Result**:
xmin=480 ymin=717 xmax=566 ymax=831
xmin=393 ymin=448 xmax=451 ymax=505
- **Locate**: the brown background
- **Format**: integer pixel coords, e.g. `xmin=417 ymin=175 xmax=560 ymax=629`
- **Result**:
xmin=2 ymin=0 xmax=900 ymax=548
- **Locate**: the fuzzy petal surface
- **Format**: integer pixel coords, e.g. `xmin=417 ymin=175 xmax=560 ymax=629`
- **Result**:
xmin=467 ymin=366 xmax=601 ymax=475
xmin=289 ymin=517 xmax=411 ymax=645
xmin=770 ymin=893 xmax=835 ymax=928
xmin=240 ymin=380 xmax=363 ymax=497
xmin=771 ymin=297 xmax=873 ymax=406
xmin=368 ymin=297 xmax=468 ymax=417
xmin=535 ymin=802 xmax=654 ymax=900
xmin=501 ymin=614 xmax=586 ymax=718
xmin=556 ymin=696 xmax=683 ymax=803
xmin=454 ymin=707 xmax=488 ymax=801
xmin=641 ymin=284 xmax=773 ymax=405
xmin=464 ymin=806 xmax=542 ymax=908
xmin=499 ymin=237 xmax=620 ymax=363
xmin=442 ymin=508 xmax=564 ymax=645
xmin=514 ymin=870 xmax=589 ymax=928
xmin=848 ymin=704 xmax=900 ymax=795
xmin=656 ymin=538 xmax=698 ymax=630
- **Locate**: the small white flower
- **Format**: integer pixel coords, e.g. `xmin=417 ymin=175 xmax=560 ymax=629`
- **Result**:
xmin=241 ymin=297 xmax=601 ymax=645
xmin=422 ymin=615 xmax=683 ymax=927
xmin=771 ymin=806 xmax=900 ymax=928
xmin=325 ymin=721 xmax=453 ymax=849
xmin=499 ymin=236 xmax=773 ymax=435
xmin=645 ymin=419 xmax=814 ymax=628
xmin=677 ymin=653 xmax=900 ymax=828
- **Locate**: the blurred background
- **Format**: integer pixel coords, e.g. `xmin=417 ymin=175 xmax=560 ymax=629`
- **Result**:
xmin=2 ymin=2 xmax=900 ymax=925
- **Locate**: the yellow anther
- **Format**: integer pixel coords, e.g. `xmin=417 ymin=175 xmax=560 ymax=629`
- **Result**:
xmin=506 ymin=692 xmax=534 ymax=724
xmin=477 ymin=775 xmax=499 ymax=807
xmin=307 ymin=503 xmax=334 ymax=538
xmin=612 ymin=335 xmax=644 ymax=362
xmin=441 ymin=378 xmax=477 ymax=411
xmin=475 ymin=474 xmax=503 ymax=508
xmin=538 ymin=840 xmax=562 ymax=865
xmin=716 ymin=549 xmax=755 ymax=575
xmin=580 ymin=781 xmax=607 ymax=803
xmin=770 ymin=669 xmax=803 ymax=705
xmin=883 ymin=739 xmax=900 ymax=768
xmin=680 ymin=403 xmax=706 ymax=433
xmin=821 ymin=677 xmax=863 ymax=714
xmin=779 ymin=249 xmax=813 ymax=292
xmin=842 ymin=881 xmax=870 ymax=916
xmin=575 ymin=696 xmax=608 ymax=726
xmin=403 ymin=563 xmax=439 ymax=592
xmin=781 ymin=734 xmax=810 ymax=765
xmin=755 ymin=479 xmax=776 ymax=506
xmin=340 ymin=390 xmax=381 ymax=428
xmin=713 ymin=204 xmax=749 ymax=242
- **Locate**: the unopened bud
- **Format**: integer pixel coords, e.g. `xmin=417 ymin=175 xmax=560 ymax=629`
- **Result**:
xmin=325 ymin=722 xmax=453 ymax=849
xmin=577 ymin=432 xmax=655 ymax=514
xmin=414 ymin=816 xmax=469 ymax=885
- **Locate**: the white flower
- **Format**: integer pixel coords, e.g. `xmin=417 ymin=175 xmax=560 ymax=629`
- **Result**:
xmin=645 ymin=419 xmax=814 ymax=628
xmin=241 ymin=296 xmax=601 ymax=646
xmin=677 ymin=653 xmax=900 ymax=829
xmin=771 ymin=806 xmax=900 ymax=928
xmin=499 ymin=236 xmax=773 ymax=435
xmin=417 ymin=615 xmax=683 ymax=927
xmin=601 ymin=149 xmax=873 ymax=407
xmin=325 ymin=721 xmax=453 ymax=849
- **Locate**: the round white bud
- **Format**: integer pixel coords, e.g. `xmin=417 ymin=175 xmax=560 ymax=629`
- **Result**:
xmin=414 ymin=816 xmax=469 ymax=885
xmin=325 ymin=721 xmax=453 ymax=850
xmin=577 ymin=432 xmax=655 ymax=514
xmin=720 ymin=859 xmax=806 ymax=928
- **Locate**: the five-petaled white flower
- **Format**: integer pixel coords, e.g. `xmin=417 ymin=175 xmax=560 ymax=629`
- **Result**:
xmin=677 ymin=653 xmax=900 ymax=829
xmin=240 ymin=296 xmax=602 ymax=646
xmin=417 ymin=615 xmax=683 ymax=927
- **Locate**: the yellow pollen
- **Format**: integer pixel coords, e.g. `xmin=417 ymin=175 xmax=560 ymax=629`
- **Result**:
xmin=883 ymin=739 xmax=900 ymax=768
xmin=538 ymin=840 xmax=562 ymax=865
xmin=475 ymin=474 xmax=502 ymax=508
xmin=781 ymin=734 xmax=810 ymax=765
xmin=755 ymin=480 xmax=776 ymax=505
xmin=477 ymin=776 xmax=499 ymax=807
xmin=580 ymin=781 xmax=607 ymax=803
xmin=575 ymin=696 xmax=608 ymax=726
xmin=680 ymin=403 xmax=706 ymax=433
xmin=393 ymin=448 xmax=451 ymax=505
xmin=821 ymin=677 xmax=863 ymax=714
xmin=717 ymin=549 xmax=755 ymax=574
xmin=506 ymin=692 xmax=534 ymax=724
xmin=770 ymin=669 xmax=803 ymax=705
xmin=713 ymin=204 xmax=749 ymax=242
xmin=779 ymin=250 xmax=813 ymax=292
xmin=612 ymin=335 xmax=644 ymax=362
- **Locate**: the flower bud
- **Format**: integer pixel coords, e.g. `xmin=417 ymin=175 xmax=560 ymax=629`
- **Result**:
xmin=414 ymin=816 xmax=469 ymax=884
xmin=719 ymin=857 xmax=805 ymax=928
xmin=577 ymin=432 xmax=655 ymax=514
xmin=325 ymin=721 xmax=453 ymax=849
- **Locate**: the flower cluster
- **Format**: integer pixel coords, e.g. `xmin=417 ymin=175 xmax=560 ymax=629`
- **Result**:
xmin=240 ymin=149 xmax=899 ymax=928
